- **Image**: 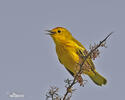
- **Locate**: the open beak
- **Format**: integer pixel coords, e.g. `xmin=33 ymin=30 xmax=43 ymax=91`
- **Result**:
xmin=45 ymin=30 xmax=56 ymax=35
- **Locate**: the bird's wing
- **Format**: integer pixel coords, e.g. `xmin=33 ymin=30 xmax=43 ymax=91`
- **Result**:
xmin=76 ymin=47 xmax=95 ymax=70
xmin=72 ymin=38 xmax=95 ymax=70
xmin=72 ymin=37 xmax=84 ymax=48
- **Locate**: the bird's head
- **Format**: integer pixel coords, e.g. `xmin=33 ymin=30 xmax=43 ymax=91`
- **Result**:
xmin=46 ymin=27 xmax=73 ymax=43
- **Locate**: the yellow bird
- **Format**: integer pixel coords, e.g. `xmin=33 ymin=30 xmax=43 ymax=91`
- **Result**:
xmin=47 ymin=27 xmax=107 ymax=86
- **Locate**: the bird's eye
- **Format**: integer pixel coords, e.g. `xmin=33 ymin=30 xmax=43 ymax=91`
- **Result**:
xmin=58 ymin=30 xmax=61 ymax=33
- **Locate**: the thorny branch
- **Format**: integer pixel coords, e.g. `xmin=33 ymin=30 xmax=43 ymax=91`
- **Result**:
xmin=62 ymin=32 xmax=113 ymax=100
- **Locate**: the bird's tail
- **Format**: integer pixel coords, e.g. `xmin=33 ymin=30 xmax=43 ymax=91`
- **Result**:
xmin=87 ymin=70 xmax=107 ymax=86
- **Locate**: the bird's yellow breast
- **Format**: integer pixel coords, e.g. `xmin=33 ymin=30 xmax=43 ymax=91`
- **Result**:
xmin=56 ymin=42 xmax=80 ymax=74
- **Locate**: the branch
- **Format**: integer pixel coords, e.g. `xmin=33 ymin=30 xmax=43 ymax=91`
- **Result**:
xmin=46 ymin=86 xmax=61 ymax=100
xmin=63 ymin=32 xmax=113 ymax=100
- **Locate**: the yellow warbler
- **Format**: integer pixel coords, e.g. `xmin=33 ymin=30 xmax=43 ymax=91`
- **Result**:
xmin=47 ymin=27 xmax=107 ymax=86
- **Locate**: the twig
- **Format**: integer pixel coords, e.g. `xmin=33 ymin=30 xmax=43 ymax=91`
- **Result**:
xmin=63 ymin=32 xmax=113 ymax=100
xmin=46 ymin=86 xmax=61 ymax=100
